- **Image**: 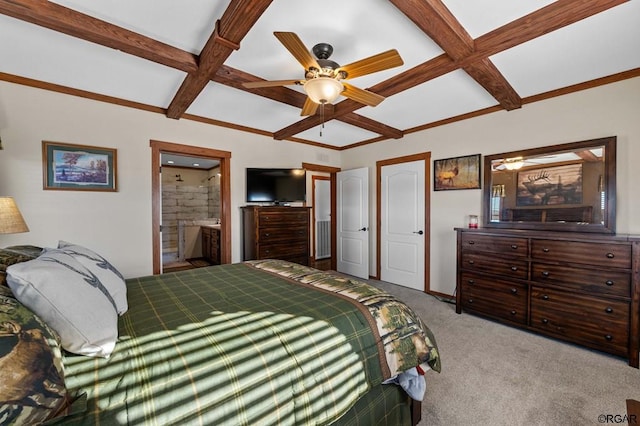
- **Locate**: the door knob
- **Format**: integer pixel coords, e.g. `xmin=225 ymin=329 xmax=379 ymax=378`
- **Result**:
xmin=359 ymin=227 xmax=368 ymax=231
xmin=413 ymin=230 xmax=424 ymax=235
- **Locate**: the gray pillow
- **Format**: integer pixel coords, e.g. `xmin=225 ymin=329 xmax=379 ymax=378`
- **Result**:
xmin=57 ymin=241 xmax=128 ymax=315
xmin=7 ymin=249 xmax=118 ymax=358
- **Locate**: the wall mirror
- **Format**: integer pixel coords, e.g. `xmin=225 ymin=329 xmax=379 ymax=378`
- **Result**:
xmin=483 ymin=136 xmax=616 ymax=233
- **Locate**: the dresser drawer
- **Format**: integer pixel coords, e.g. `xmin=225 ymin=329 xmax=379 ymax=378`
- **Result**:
xmin=460 ymin=273 xmax=527 ymax=324
xmin=461 ymin=276 xmax=527 ymax=324
xmin=461 ymin=273 xmax=527 ymax=299
xmin=531 ymin=239 xmax=631 ymax=268
xmin=461 ymin=233 xmax=528 ymax=257
xmin=461 ymin=253 xmax=528 ymax=280
xmin=531 ymin=263 xmax=631 ymax=298
xmin=258 ymin=241 xmax=308 ymax=259
xmin=259 ymin=226 xmax=308 ymax=244
xmin=258 ymin=210 xmax=309 ymax=226
xmin=530 ymin=287 xmax=629 ymax=356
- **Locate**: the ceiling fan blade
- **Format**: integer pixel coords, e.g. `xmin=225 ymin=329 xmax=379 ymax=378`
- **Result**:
xmin=300 ymin=97 xmax=319 ymax=116
xmin=338 ymin=49 xmax=404 ymax=79
xmin=242 ymin=79 xmax=301 ymax=89
xmin=274 ymin=32 xmax=321 ymax=71
xmin=342 ymin=83 xmax=385 ymax=107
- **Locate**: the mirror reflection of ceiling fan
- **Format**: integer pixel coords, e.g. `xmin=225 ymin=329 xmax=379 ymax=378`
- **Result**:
xmin=242 ymin=32 xmax=404 ymax=116
xmin=492 ymin=149 xmax=604 ymax=171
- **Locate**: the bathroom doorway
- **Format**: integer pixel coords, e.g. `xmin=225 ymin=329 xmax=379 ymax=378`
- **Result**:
xmin=150 ymin=140 xmax=231 ymax=275
xmin=160 ymin=154 xmax=221 ymax=271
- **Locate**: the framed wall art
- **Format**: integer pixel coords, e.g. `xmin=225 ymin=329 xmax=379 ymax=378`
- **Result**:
xmin=516 ymin=163 xmax=583 ymax=206
xmin=434 ymin=154 xmax=481 ymax=191
xmin=42 ymin=141 xmax=117 ymax=191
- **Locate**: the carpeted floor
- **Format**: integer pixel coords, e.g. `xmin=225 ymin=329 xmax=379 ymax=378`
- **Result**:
xmin=367 ymin=279 xmax=640 ymax=426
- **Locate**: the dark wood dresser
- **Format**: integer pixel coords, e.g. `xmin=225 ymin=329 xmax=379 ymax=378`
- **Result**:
xmin=201 ymin=226 xmax=220 ymax=265
xmin=242 ymin=206 xmax=311 ymax=266
xmin=455 ymin=228 xmax=640 ymax=367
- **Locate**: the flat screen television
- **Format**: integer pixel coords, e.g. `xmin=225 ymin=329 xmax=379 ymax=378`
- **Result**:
xmin=246 ymin=168 xmax=306 ymax=203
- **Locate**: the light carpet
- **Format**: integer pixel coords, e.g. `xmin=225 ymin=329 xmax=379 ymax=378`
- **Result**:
xmin=367 ymin=280 xmax=640 ymax=426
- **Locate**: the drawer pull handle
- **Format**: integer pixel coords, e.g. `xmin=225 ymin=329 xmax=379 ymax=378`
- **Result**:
xmin=510 ymin=310 xmax=517 ymax=315
xmin=264 ymin=216 xmax=270 ymax=220
xmin=542 ymin=248 xmax=550 ymax=253
xmin=468 ymin=260 xmax=475 ymax=265
xmin=605 ymin=280 xmax=614 ymax=286
xmin=605 ymin=307 xmax=613 ymax=314
xmin=468 ymin=298 xmax=473 ymax=304
xmin=468 ymin=241 xmax=475 ymax=245
xmin=265 ymin=233 xmax=270 ymax=237
xmin=542 ymin=295 xmax=549 ymax=300
xmin=467 ymin=279 xmax=475 ymax=285
xmin=510 ymin=288 xmax=518 ymax=294
xmin=541 ymin=271 xmax=550 ymax=278
xmin=605 ymin=335 xmax=613 ymax=341
xmin=510 ymin=266 xmax=518 ymax=271
xmin=542 ymin=318 xmax=549 ymax=324
xmin=606 ymin=253 xmax=614 ymax=259
xmin=511 ymin=244 xmax=518 ymax=250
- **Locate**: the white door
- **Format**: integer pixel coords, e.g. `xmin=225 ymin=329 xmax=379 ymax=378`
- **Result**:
xmin=337 ymin=167 xmax=369 ymax=279
xmin=381 ymin=160 xmax=425 ymax=290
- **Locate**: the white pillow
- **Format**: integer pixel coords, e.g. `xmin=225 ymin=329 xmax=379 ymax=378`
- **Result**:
xmin=7 ymin=249 xmax=118 ymax=357
xmin=57 ymin=241 xmax=128 ymax=315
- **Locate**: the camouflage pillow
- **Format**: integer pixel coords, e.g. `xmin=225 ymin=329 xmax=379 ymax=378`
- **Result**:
xmin=0 ymin=246 xmax=43 ymax=287
xmin=0 ymin=292 xmax=72 ymax=424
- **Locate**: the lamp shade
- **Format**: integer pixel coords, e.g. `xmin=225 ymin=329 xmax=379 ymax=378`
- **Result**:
xmin=303 ymin=77 xmax=343 ymax=104
xmin=0 ymin=197 xmax=29 ymax=234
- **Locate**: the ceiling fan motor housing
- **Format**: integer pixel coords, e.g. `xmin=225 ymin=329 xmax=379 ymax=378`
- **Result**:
xmin=312 ymin=42 xmax=333 ymax=59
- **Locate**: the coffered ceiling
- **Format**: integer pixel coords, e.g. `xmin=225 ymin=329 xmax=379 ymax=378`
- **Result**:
xmin=0 ymin=0 xmax=638 ymax=149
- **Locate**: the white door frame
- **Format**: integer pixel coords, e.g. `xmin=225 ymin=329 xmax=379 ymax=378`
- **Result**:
xmin=376 ymin=153 xmax=431 ymax=292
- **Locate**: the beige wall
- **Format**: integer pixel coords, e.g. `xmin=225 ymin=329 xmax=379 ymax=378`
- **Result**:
xmin=0 ymin=77 xmax=638 ymax=295
xmin=340 ymin=76 xmax=640 ymax=295
xmin=0 ymin=81 xmax=340 ymax=277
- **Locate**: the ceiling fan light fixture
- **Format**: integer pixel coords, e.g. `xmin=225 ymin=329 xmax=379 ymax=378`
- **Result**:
xmin=504 ymin=157 xmax=524 ymax=170
xmin=304 ymin=77 xmax=343 ymax=104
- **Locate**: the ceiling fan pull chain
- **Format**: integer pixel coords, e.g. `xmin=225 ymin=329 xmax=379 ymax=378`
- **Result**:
xmin=320 ymin=103 xmax=325 ymax=137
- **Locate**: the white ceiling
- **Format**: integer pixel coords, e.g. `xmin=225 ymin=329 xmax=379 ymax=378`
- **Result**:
xmin=0 ymin=0 xmax=638 ymax=148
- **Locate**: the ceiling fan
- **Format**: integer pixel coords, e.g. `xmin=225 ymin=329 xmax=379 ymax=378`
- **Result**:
xmin=242 ymin=32 xmax=404 ymax=116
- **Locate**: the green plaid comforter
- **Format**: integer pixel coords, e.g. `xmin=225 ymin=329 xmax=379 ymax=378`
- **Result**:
xmin=60 ymin=260 xmax=439 ymax=425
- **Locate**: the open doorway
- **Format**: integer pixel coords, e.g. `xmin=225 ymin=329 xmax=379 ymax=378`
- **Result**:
xmin=161 ymin=154 xmax=221 ymax=271
xmin=302 ymin=162 xmax=340 ymax=271
xmin=311 ymin=174 xmax=331 ymax=270
xmin=151 ymin=140 xmax=231 ymax=275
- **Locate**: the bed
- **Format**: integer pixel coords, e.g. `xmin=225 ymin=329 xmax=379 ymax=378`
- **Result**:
xmin=0 ymin=244 xmax=440 ymax=425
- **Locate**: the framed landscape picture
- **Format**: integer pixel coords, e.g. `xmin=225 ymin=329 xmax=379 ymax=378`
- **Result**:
xmin=42 ymin=141 xmax=117 ymax=191
xmin=434 ymin=154 xmax=481 ymax=191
